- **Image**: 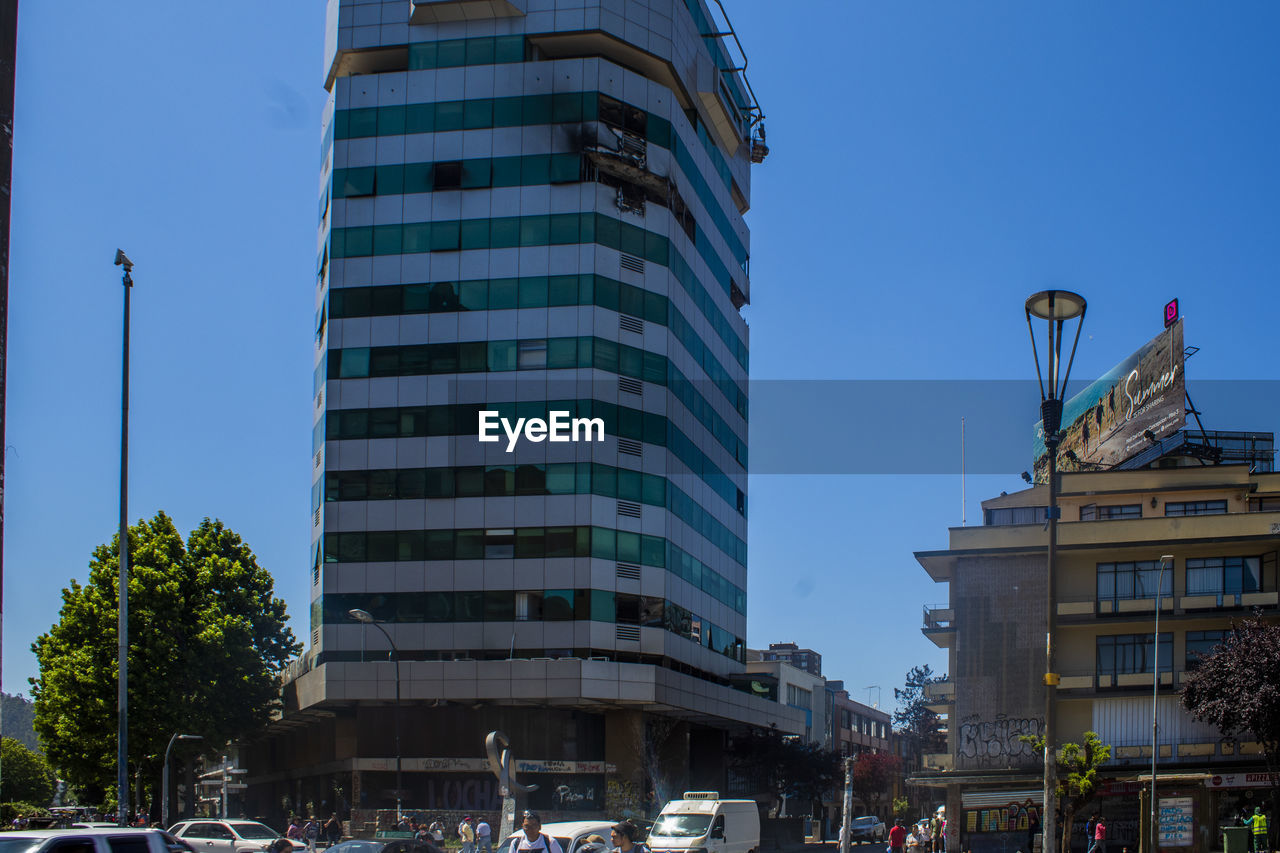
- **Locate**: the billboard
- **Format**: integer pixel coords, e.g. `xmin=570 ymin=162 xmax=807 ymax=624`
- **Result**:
xmin=1033 ymin=319 xmax=1184 ymax=481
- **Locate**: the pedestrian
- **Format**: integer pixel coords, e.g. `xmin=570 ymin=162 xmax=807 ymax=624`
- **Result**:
xmin=506 ymin=811 xmax=564 ymax=853
xmin=430 ymin=819 xmax=445 ymax=843
xmin=325 ymin=814 xmax=343 ymax=847
xmin=1085 ymin=814 xmax=1097 ymax=849
xmin=271 ymin=839 xmax=295 ymax=853
xmin=579 ymin=836 xmax=609 ymax=853
xmin=288 ymin=818 xmax=303 ymax=841
xmin=477 ymin=818 xmax=493 ymax=853
xmin=610 ymin=821 xmax=646 ymax=853
xmin=1086 ymin=816 xmax=1106 ymax=853
xmin=890 ymin=820 xmax=908 ymax=853
xmin=459 ymin=816 xmax=476 ymax=853
xmin=931 ymin=815 xmax=943 ymax=853
xmin=304 ymin=817 xmax=320 ymax=853
xmin=1246 ymin=807 xmax=1269 ymax=853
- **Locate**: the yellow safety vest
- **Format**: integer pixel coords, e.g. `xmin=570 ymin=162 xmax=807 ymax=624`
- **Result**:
xmin=1251 ymin=815 xmax=1267 ymax=837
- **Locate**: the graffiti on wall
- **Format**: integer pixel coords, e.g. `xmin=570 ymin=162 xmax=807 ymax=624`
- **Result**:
xmin=965 ymin=800 xmax=1041 ymax=834
xmin=957 ymin=715 xmax=1043 ymax=767
xmin=606 ymin=779 xmax=643 ymax=819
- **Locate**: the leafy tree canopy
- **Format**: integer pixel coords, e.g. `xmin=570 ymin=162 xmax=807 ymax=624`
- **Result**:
xmin=1020 ymin=731 xmax=1111 ymax=853
xmin=1181 ymin=611 xmax=1280 ymax=813
xmin=850 ymin=750 xmax=901 ymax=814
xmin=729 ymin=727 xmax=842 ymax=810
xmin=1 ymin=736 xmax=56 ymax=804
xmin=894 ymin=664 xmax=946 ymax=754
xmin=1 ymin=693 xmax=39 ymax=752
xmin=30 ymin=512 xmax=301 ymax=806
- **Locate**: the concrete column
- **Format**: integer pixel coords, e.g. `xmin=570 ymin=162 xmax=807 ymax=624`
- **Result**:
xmin=605 ymin=710 xmax=647 ymax=818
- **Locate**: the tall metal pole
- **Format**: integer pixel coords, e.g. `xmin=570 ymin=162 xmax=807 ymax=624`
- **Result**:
xmin=116 ymin=250 xmax=134 ymax=825
xmin=0 ymin=0 xmax=19 ymax=774
xmin=1025 ymin=290 xmax=1086 ymax=853
xmin=1151 ymin=555 xmax=1173 ymax=853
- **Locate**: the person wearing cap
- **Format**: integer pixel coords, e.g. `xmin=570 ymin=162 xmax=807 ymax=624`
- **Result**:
xmin=506 ymin=811 xmax=565 ymax=853
xmin=459 ymin=817 xmax=477 ymax=853
xmin=610 ymin=821 xmax=646 ymax=853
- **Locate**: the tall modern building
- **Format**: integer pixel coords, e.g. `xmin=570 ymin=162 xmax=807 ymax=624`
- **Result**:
xmin=245 ymin=0 xmax=801 ymax=823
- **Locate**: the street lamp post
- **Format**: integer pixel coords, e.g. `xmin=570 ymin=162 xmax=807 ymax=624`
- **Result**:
xmin=114 ymin=249 xmax=134 ymax=826
xmin=349 ymin=608 xmax=402 ymax=821
xmin=1024 ymin=290 xmax=1087 ymax=853
xmin=162 ymin=733 xmax=203 ymax=829
xmin=1151 ymin=555 xmax=1174 ymax=853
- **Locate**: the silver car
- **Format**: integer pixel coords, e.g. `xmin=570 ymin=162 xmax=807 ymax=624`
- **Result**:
xmin=168 ymin=823 xmax=302 ymax=853
xmin=0 ymin=828 xmax=195 ymax=853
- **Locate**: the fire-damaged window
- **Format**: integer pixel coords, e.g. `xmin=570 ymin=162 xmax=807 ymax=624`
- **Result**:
xmin=598 ymin=94 xmax=647 ymax=137
xmin=432 ymin=160 xmax=462 ymax=190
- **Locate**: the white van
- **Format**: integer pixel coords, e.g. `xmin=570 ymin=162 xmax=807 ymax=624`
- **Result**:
xmin=647 ymin=792 xmax=760 ymax=853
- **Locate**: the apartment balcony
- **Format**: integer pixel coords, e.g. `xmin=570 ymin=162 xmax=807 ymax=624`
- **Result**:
xmin=1058 ymin=590 xmax=1278 ymax=622
xmin=922 ymin=678 xmax=954 ymax=714
xmin=922 ymin=604 xmax=955 ymax=648
xmin=922 ymin=752 xmax=953 ymax=771
xmin=1057 ymin=670 xmax=1176 ymax=692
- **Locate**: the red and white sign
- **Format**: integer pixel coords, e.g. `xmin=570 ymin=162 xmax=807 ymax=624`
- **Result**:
xmin=1208 ymin=773 xmax=1279 ymax=789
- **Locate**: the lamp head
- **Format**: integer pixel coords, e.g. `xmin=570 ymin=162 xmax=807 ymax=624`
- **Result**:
xmin=1025 ymin=290 xmax=1086 ymax=321
xmin=348 ymin=608 xmax=374 ymax=623
xmin=178 ymin=734 xmax=203 ymax=741
xmin=113 ymin=249 xmax=134 ymax=272
xmin=1160 ymin=555 xmax=1174 ymax=565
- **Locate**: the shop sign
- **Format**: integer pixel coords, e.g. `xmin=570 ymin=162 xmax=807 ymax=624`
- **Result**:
xmin=1209 ymin=773 xmax=1279 ymax=789
xmin=1158 ymin=797 xmax=1193 ymax=847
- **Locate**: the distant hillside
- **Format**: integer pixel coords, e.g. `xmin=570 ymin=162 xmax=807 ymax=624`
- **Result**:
xmin=1 ymin=692 xmax=39 ymax=752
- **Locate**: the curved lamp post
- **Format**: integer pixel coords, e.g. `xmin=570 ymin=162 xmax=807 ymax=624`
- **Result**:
xmin=162 ymin=733 xmax=202 ymax=828
xmin=1025 ymin=289 xmax=1086 ymax=853
xmin=349 ymin=608 xmax=402 ymax=821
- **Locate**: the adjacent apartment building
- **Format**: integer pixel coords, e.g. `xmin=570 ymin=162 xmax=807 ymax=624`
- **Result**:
xmin=914 ymin=462 xmax=1280 ymax=853
xmin=243 ymin=0 xmax=800 ymax=822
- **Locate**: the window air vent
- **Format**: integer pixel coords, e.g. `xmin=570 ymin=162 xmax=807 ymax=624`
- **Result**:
xmin=315 ymin=390 xmax=324 ymax=411
xmin=615 ymin=624 xmax=641 ymax=643
xmin=620 ymin=253 xmax=645 ymax=274
xmin=313 ymin=507 xmax=321 ymax=528
xmin=314 ymin=449 xmax=323 ymax=469
xmin=618 ymin=437 xmax=643 ymax=456
xmin=313 ymin=564 xmax=320 ymax=586
xmin=616 ymin=562 xmax=642 ymax=580
xmin=312 ymin=628 xmax=320 ymax=646
xmin=617 ymin=500 xmax=643 ymax=518
xmin=619 ymin=314 xmax=644 ymax=335
xmin=619 ymin=377 xmax=643 ymax=396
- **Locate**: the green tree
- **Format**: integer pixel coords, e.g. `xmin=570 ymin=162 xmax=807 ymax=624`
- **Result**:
xmin=1020 ymin=731 xmax=1112 ymax=853
xmin=728 ymin=728 xmax=842 ymax=817
xmin=1 ymin=693 xmax=39 ymax=752
xmin=30 ymin=512 xmax=300 ymax=815
xmin=1 ymin=736 xmax=56 ymax=803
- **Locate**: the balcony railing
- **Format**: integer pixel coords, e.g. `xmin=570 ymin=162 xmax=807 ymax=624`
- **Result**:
xmin=1056 ymin=591 xmax=1279 ymax=618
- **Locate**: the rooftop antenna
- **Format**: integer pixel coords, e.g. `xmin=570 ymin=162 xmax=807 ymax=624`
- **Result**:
xmin=865 ymin=685 xmax=881 ymax=709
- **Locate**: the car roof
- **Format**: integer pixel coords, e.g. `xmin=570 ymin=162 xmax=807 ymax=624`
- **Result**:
xmin=6 ymin=829 xmax=167 ymax=838
xmin=523 ymin=822 xmax=612 ymax=835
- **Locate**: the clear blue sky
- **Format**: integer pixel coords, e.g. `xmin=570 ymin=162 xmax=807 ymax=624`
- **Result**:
xmin=5 ymin=2 xmax=1279 ymax=717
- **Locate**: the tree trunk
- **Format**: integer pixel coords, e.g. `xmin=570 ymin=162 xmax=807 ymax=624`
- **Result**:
xmin=1060 ymin=805 xmax=1076 ymax=853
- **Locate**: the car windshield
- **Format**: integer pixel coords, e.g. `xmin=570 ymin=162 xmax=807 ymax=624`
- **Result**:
xmin=329 ymin=842 xmax=386 ymax=853
xmin=0 ymin=841 xmax=42 ymax=853
xmin=650 ymin=816 xmax=712 ymax=838
xmin=853 ymin=818 xmax=877 ymax=827
xmin=232 ymin=823 xmax=281 ymax=840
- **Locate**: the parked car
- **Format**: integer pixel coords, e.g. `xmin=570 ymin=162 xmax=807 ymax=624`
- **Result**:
xmin=168 ymin=822 xmax=304 ymax=853
xmin=848 ymin=817 xmax=885 ymax=844
xmin=0 ymin=828 xmax=195 ymax=853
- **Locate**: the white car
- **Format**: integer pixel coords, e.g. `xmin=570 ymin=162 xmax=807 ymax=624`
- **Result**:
xmin=0 ymin=828 xmax=195 ymax=853
xmin=168 ymin=822 xmax=304 ymax=853
xmin=496 ymin=822 xmax=644 ymax=853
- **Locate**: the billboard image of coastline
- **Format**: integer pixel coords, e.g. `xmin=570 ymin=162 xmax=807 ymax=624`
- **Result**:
xmin=1033 ymin=319 xmax=1185 ymax=482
